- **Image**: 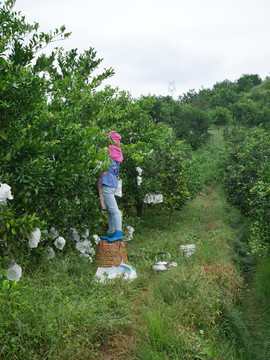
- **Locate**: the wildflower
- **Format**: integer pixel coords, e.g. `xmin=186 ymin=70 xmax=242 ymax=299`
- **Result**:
xmin=28 ymin=228 xmax=41 ymax=248
xmin=54 ymin=236 xmax=66 ymax=250
xmin=7 ymin=264 xmax=22 ymax=282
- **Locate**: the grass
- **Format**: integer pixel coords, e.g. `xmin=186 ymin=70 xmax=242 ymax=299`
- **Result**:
xmin=131 ymin=184 xmax=250 ymax=360
xmin=0 ymin=184 xmax=249 ymax=360
xmin=248 ymin=77 xmax=270 ymax=95
xmin=191 ymin=126 xmax=225 ymax=187
xmin=240 ymin=256 xmax=270 ymax=359
xmin=1 ymin=126 xmax=269 ymax=359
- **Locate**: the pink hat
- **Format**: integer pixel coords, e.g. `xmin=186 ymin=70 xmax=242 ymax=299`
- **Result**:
xmin=108 ymin=131 xmax=122 ymax=144
xmin=108 ymin=131 xmax=123 ymax=162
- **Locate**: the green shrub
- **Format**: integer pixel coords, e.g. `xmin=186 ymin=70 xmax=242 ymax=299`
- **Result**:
xmin=0 ymin=203 xmax=43 ymax=263
xmin=170 ymin=104 xmax=211 ymax=149
xmin=211 ymin=107 xmax=232 ymax=126
xmin=229 ymin=98 xmax=270 ymax=127
xmin=139 ymin=96 xmax=211 ymax=149
xmin=0 ymin=1 xmax=113 ymax=234
xmin=222 ymin=126 xmax=270 ymax=253
xmin=236 ymin=74 xmax=262 ymax=93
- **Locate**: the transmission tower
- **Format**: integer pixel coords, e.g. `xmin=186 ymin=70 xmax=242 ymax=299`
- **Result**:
xmin=168 ymin=81 xmax=176 ymax=97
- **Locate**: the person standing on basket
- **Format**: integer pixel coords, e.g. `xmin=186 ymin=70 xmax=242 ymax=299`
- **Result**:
xmin=98 ymin=131 xmax=123 ymax=242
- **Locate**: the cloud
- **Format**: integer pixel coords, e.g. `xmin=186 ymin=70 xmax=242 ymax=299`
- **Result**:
xmin=97 ymin=34 xmax=224 ymax=96
xmin=14 ymin=0 xmax=270 ymax=98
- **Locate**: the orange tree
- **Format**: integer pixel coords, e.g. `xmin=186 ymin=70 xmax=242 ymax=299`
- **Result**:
xmin=0 ymin=0 xmax=193 ymax=263
xmin=85 ymin=91 xmax=192 ymax=223
xmin=139 ymin=95 xmax=211 ymax=149
xmin=222 ymin=126 xmax=270 ymax=254
xmin=0 ymin=0 xmax=113 ymax=261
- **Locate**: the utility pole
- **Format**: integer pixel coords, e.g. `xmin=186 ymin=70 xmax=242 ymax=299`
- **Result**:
xmin=168 ymin=81 xmax=176 ymax=98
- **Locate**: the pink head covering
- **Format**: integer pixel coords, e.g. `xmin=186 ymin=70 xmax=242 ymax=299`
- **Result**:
xmin=108 ymin=131 xmax=123 ymax=163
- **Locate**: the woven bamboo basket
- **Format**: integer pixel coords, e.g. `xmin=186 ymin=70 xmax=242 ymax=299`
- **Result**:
xmin=96 ymin=239 xmax=128 ymax=267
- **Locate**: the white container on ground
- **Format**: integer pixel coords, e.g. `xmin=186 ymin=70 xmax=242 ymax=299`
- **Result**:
xmin=179 ymin=244 xmax=196 ymax=257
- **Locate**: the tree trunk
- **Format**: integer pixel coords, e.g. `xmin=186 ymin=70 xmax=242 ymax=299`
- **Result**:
xmin=136 ymin=203 xmax=143 ymax=217
xmin=168 ymin=208 xmax=173 ymax=226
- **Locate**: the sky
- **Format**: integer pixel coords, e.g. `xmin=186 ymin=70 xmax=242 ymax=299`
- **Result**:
xmin=13 ymin=0 xmax=270 ymax=99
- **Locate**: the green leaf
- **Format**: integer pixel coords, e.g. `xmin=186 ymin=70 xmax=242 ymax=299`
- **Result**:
xmin=2 ymin=280 xmax=10 ymax=291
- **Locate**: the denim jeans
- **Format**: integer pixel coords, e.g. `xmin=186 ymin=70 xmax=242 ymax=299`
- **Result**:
xmin=102 ymin=185 xmax=122 ymax=232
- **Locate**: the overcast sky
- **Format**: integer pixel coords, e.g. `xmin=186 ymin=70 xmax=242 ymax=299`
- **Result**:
xmin=14 ymin=0 xmax=270 ymax=99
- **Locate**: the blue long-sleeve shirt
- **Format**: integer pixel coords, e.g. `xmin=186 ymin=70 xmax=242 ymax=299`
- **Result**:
xmin=102 ymin=159 xmax=120 ymax=189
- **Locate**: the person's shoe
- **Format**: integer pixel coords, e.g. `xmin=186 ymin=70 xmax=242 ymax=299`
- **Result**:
xmin=100 ymin=230 xmax=114 ymax=240
xmin=106 ymin=231 xmax=123 ymax=243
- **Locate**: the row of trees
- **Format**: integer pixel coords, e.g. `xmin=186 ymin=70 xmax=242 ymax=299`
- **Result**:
xmin=135 ymin=72 xmax=270 ymax=152
xmin=175 ymin=65 xmax=270 ymax=254
xmin=2 ymin=0 xmax=269 ymax=264
xmin=0 ymin=0 xmax=195 ymax=265
xmin=221 ymin=126 xmax=270 ymax=254
xmin=178 ymin=73 xmax=270 ymax=129
xmin=154 ymin=64 xmax=269 ymax=254
xmin=138 ymin=96 xmax=211 ymax=149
